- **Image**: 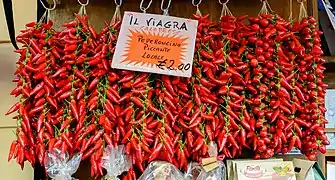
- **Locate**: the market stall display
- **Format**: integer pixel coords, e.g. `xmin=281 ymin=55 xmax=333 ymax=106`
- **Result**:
xmin=4 ymin=0 xmax=328 ymax=179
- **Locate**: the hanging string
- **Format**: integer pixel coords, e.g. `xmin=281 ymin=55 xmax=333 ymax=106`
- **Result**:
xmin=219 ymin=0 xmax=232 ymax=17
xmin=259 ymin=0 xmax=273 ymax=15
xmin=288 ymin=0 xmax=293 ymax=21
xmin=298 ymin=0 xmax=308 ymax=21
xmin=78 ymin=0 xmax=89 ymax=15
xmin=114 ymin=0 xmax=122 ymax=6
xmin=39 ymin=0 xmax=56 ymax=23
xmin=140 ymin=0 xmax=153 ymax=13
xmin=111 ymin=0 xmax=123 ymax=25
xmin=161 ymin=0 xmax=172 ymax=16
xmin=192 ymin=0 xmax=203 ymax=16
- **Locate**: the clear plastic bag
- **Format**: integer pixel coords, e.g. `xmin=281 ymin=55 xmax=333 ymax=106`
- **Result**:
xmin=196 ymin=161 xmax=226 ymax=180
xmin=186 ymin=142 xmax=227 ymax=180
xmin=184 ymin=162 xmax=202 ymax=180
xmin=138 ymin=142 xmax=226 ymax=180
xmin=138 ymin=161 xmax=185 ymax=180
xmin=101 ymin=145 xmax=132 ymax=180
xmin=44 ymin=148 xmax=82 ymax=180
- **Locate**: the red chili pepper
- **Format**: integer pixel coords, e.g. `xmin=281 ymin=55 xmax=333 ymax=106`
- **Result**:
xmin=162 ymin=77 xmax=177 ymax=96
xmin=131 ymin=97 xmax=144 ymax=108
xmin=74 ymin=69 xmax=87 ymax=81
xmin=119 ymin=74 xmax=134 ymax=83
xmin=46 ymin=96 xmax=57 ymax=110
xmin=279 ymin=87 xmax=291 ymax=100
xmin=148 ymin=143 xmax=163 ymax=162
xmin=193 ymin=88 xmax=202 ymax=106
xmin=30 ymin=39 xmax=42 ymax=54
xmin=63 ymin=20 xmax=77 ymax=27
xmin=108 ymin=86 xmax=121 ymax=100
xmin=240 ymin=120 xmax=251 ymax=131
xmin=189 ymin=109 xmax=201 ymax=125
xmin=58 ymin=91 xmax=72 ymax=100
xmin=280 ymin=79 xmax=293 ymax=90
xmin=89 ymin=26 xmax=98 ymax=39
xmin=62 ymin=134 xmax=73 ymax=149
xmin=205 ymin=125 xmax=214 ymax=141
xmin=228 ymin=101 xmax=243 ymax=109
xmin=88 ymin=77 xmax=99 ymax=91
xmin=191 ymin=136 xmax=204 ymax=154
xmin=164 ymin=96 xmax=177 ymax=110
xmin=227 ymin=107 xmax=240 ymax=122
xmin=103 ymin=134 xmax=113 ymax=146
xmin=228 ymin=133 xmax=240 ymax=149
xmin=70 ymin=100 xmax=79 ymax=121
xmin=8 ymin=141 xmax=18 ymax=162
xmin=148 ymin=104 xmax=164 ymax=117
xmin=10 ymin=86 xmax=22 ymax=97
xmin=117 ymin=93 xmax=131 ymax=104
xmin=60 ymin=117 xmax=72 ymax=132
xmin=294 ymin=86 xmax=306 ymax=102
xmin=294 ymin=117 xmax=310 ymax=128
xmin=29 ymin=82 xmax=44 ymax=96
xmin=279 ymin=104 xmax=291 ymax=114
xmin=6 ymin=102 xmax=20 ymax=116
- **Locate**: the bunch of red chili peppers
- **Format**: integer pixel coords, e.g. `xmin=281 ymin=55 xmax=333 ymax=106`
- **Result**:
xmin=6 ymin=11 xmax=328 ymax=179
xmin=191 ymin=13 xmax=328 ymax=161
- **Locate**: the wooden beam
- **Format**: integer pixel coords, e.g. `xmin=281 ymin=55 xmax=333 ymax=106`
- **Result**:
xmin=326 ymin=149 xmax=335 ymax=156
xmin=323 ymin=56 xmax=335 ymax=63
xmin=326 ymin=128 xmax=335 ymax=132
xmin=0 ymin=40 xmax=10 ymax=44
xmin=307 ymin=0 xmax=318 ymax=21
xmin=0 ymin=126 xmax=17 ymax=129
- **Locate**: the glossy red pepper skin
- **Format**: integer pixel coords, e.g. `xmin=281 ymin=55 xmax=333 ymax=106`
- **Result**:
xmin=7 ymin=13 xmax=328 ymax=171
xmin=148 ymin=143 xmax=163 ymax=162
xmin=6 ymin=102 xmax=20 ymax=116
xmin=192 ymin=136 xmax=204 ymax=154
xmin=228 ymin=133 xmax=240 ymax=150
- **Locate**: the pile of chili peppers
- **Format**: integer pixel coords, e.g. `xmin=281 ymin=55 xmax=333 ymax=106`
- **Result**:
xmin=6 ymin=11 xmax=328 ymax=179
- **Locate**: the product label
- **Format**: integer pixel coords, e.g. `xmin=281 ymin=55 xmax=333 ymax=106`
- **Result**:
xmin=112 ymin=11 xmax=198 ymax=77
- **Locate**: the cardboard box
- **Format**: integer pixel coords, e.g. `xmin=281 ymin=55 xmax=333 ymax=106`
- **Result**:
xmin=227 ymin=159 xmax=283 ymax=180
xmin=293 ymin=159 xmax=326 ymax=180
xmin=235 ymin=160 xmax=295 ymax=180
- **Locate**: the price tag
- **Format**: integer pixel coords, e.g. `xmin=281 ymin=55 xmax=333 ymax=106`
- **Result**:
xmin=112 ymin=11 xmax=198 ymax=77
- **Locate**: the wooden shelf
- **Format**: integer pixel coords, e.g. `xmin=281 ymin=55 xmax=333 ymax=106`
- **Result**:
xmin=326 ymin=128 xmax=335 ymax=132
xmin=0 ymin=40 xmax=10 ymax=44
xmin=326 ymin=149 xmax=335 ymax=156
xmin=323 ymin=56 xmax=335 ymax=63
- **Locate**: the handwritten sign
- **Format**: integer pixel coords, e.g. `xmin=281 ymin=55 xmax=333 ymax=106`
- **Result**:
xmin=112 ymin=11 xmax=198 ymax=77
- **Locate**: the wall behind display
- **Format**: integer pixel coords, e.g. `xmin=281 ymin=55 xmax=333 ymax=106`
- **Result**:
xmin=0 ymin=44 xmax=33 ymax=179
xmin=50 ymin=0 xmax=306 ymax=31
xmin=0 ymin=0 xmax=36 ymax=41
xmin=0 ymin=0 xmax=36 ymax=178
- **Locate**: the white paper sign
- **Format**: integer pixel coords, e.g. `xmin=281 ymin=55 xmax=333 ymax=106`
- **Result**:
xmin=112 ymin=11 xmax=198 ymax=77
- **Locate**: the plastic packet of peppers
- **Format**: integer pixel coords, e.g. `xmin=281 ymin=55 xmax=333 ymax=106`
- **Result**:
xmin=101 ymin=145 xmax=132 ymax=180
xmin=138 ymin=161 xmax=185 ymax=180
xmin=187 ymin=162 xmax=226 ymax=180
xmin=138 ymin=160 xmax=226 ymax=180
xmin=139 ymin=142 xmax=227 ymax=180
xmin=44 ymin=148 xmax=82 ymax=180
xmin=186 ymin=142 xmax=227 ymax=180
